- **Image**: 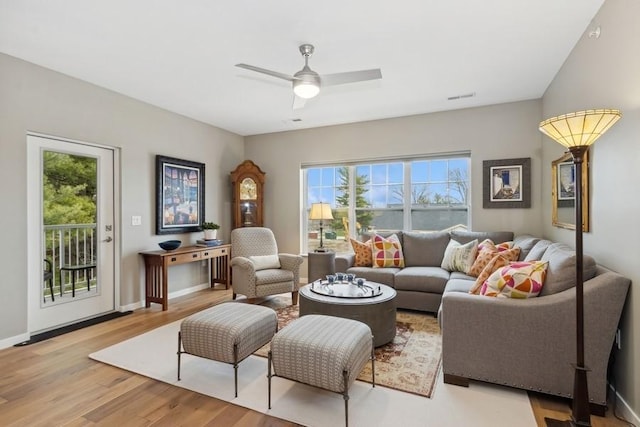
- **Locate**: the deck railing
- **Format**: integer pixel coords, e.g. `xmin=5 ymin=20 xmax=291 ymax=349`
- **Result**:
xmin=43 ymin=224 xmax=97 ymax=298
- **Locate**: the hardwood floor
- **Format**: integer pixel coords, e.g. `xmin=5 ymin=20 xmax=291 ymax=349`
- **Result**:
xmin=0 ymin=288 xmax=631 ymax=426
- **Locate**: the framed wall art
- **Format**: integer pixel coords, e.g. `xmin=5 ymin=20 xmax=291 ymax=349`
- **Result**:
xmin=155 ymin=155 xmax=205 ymax=235
xmin=483 ymin=157 xmax=531 ymax=208
xmin=551 ymin=150 xmax=589 ymax=231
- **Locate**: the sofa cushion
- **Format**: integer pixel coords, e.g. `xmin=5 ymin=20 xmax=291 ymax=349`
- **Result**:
xmin=449 ymin=271 xmax=475 ymax=281
xmin=513 ymin=235 xmax=541 ymax=261
xmin=480 ymin=261 xmax=548 ymax=298
xmin=395 ymin=267 xmax=450 ymax=293
xmin=345 ymin=266 xmax=398 ymax=287
xmin=524 ymin=239 xmax=553 ymax=261
xmin=350 ymin=238 xmax=373 ymax=267
xmin=443 ymin=278 xmax=475 ymax=294
xmin=441 ymin=239 xmax=478 ymax=274
xmin=402 ymin=231 xmax=450 ymax=267
xmin=450 ymin=230 xmax=514 ymax=245
xmin=539 ymin=243 xmax=597 ymax=296
xmin=372 ymin=233 xmax=405 ymax=268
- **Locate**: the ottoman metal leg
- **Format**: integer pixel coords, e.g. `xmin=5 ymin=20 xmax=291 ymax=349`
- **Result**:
xmin=233 ymin=343 xmax=239 ymax=398
xmin=371 ymin=335 xmax=376 ymax=388
xmin=267 ymin=350 xmax=273 ymax=409
xmin=343 ymin=370 xmax=349 ymax=427
xmin=177 ymin=331 xmax=182 ymax=381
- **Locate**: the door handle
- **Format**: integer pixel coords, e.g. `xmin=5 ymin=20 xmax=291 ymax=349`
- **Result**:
xmin=103 ymin=236 xmax=113 ymax=242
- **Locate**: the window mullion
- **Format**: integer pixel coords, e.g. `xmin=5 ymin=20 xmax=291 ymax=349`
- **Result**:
xmin=404 ymin=161 xmax=411 ymax=231
xmin=348 ymin=165 xmax=356 ymax=239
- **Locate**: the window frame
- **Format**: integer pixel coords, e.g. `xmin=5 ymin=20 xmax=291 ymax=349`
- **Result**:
xmin=302 ymin=153 xmax=470 ymax=253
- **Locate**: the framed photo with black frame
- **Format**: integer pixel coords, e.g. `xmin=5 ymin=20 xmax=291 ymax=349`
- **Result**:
xmin=155 ymin=155 xmax=205 ymax=235
xmin=483 ymin=157 xmax=531 ymax=208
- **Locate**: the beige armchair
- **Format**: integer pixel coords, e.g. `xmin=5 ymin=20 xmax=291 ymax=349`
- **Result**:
xmin=230 ymin=227 xmax=303 ymax=304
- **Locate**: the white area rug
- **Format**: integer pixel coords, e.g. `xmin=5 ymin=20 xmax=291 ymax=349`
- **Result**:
xmin=90 ymin=320 xmax=537 ymax=427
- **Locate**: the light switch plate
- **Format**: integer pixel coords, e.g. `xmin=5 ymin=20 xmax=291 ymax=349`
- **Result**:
xmin=132 ymin=215 xmax=142 ymax=226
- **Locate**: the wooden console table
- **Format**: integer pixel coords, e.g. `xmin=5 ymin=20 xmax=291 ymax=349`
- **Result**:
xmin=139 ymin=244 xmax=231 ymax=310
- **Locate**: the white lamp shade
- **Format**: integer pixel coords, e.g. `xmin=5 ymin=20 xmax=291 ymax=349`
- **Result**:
xmin=293 ymin=80 xmax=320 ymax=99
xmin=309 ymin=202 xmax=334 ymax=220
xmin=539 ymin=109 xmax=621 ymax=148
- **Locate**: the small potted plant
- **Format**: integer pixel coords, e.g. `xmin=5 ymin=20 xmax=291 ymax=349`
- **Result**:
xmin=202 ymin=222 xmax=220 ymax=240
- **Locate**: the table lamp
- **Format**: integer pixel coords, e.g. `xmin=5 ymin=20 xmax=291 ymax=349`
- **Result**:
xmin=309 ymin=202 xmax=334 ymax=252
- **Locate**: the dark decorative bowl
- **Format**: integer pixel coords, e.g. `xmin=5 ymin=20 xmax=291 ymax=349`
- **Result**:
xmin=159 ymin=240 xmax=181 ymax=251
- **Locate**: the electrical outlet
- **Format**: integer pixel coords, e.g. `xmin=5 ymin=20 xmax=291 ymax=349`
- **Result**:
xmin=616 ymin=329 xmax=622 ymax=350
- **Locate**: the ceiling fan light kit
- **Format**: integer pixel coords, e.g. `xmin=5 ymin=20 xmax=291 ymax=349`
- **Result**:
xmin=293 ymin=81 xmax=320 ymax=99
xmin=236 ymin=43 xmax=382 ymax=107
xmin=293 ymin=68 xmax=321 ymax=99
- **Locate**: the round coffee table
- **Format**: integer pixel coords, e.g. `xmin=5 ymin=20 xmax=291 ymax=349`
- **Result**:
xmin=299 ymin=281 xmax=396 ymax=347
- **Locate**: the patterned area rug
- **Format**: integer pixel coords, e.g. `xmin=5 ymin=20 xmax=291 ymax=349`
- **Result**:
xmin=256 ymin=297 xmax=442 ymax=398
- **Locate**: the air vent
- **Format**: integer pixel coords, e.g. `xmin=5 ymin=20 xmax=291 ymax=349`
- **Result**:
xmin=447 ymin=92 xmax=476 ymax=101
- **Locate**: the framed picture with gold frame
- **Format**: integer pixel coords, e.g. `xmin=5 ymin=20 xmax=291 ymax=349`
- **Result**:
xmin=552 ymin=151 xmax=589 ymax=231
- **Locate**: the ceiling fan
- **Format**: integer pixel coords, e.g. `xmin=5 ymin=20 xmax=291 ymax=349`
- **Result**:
xmin=235 ymin=44 xmax=382 ymax=109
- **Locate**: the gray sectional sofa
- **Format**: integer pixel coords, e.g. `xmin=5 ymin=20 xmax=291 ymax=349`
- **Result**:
xmin=334 ymin=230 xmax=630 ymax=413
xmin=335 ymin=230 xmax=514 ymax=313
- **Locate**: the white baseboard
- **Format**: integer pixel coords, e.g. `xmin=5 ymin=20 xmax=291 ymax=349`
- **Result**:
xmin=168 ymin=282 xmax=210 ymax=299
xmin=611 ymin=385 xmax=640 ymax=425
xmin=0 ymin=332 xmax=31 ymax=349
xmin=119 ymin=301 xmax=144 ymax=312
xmin=123 ymin=282 xmax=212 ymax=313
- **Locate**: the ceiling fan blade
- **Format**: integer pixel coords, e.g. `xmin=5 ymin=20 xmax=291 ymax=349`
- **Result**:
xmin=235 ymin=63 xmax=296 ymax=82
xmin=292 ymin=95 xmax=307 ymax=110
xmin=322 ymin=68 xmax=382 ymax=87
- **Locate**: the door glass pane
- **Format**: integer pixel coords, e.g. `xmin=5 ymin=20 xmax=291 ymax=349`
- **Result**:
xmin=42 ymin=151 xmax=98 ymax=304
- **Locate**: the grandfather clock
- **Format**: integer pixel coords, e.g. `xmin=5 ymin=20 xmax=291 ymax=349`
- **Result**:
xmin=230 ymin=160 xmax=265 ymax=229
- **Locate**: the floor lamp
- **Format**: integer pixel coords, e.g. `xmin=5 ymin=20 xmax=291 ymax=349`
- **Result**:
xmin=309 ymin=202 xmax=334 ymax=252
xmin=539 ymin=109 xmax=621 ymax=427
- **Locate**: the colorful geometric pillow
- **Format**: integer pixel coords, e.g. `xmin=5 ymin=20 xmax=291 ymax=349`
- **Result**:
xmin=350 ymin=238 xmax=373 ymax=267
xmin=372 ymin=233 xmax=405 ymax=268
xmin=480 ymin=261 xmax=549 ymax=298
xmin=440 ymin=239 xmax=478 ymax=274
xmin=469 ymin=253 xmax=512 ymax=294
xmin=468 ymin=239 xmax=515 ymax=277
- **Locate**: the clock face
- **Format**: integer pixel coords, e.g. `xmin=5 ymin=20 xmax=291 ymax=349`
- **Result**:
xmin=239 ymin=177 xmax=257 ymax=200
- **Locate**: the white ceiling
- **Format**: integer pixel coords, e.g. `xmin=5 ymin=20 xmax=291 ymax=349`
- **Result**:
xmin=0 ymin=0 xmax=605 ymax=136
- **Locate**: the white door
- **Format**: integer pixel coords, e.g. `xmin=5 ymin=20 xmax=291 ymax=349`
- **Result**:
xmin=27 ymin=134 xmax=117 ymax=333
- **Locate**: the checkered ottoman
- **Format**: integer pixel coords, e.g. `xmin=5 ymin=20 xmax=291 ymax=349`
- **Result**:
xmin=268 ymin=314 xmax=374 ymax=427
xmin=178 ymin=302 xmax=277 ymax=397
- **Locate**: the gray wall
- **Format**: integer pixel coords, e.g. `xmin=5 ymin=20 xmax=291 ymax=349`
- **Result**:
xmin=0 ymin=53 xmax=243 ymax=342
xmin=245 ymin=99 xmax=544 ymax=255
xmin=541 ymin=0 xmax=639 ymax=418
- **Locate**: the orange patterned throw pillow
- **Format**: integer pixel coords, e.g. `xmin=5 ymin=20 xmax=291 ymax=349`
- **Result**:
xmin=350 ymin=238 xmax=373 ymax=267
xmin=372 ymin=234 xmax=405 ymax=268
xmin=468 ymin=239 xmax=515 ymax=277
xmin=468 ymin=247 xmax=521 ymax=294
xmin=469 ymin=253 xmax=510 ymax=294
xmin=480 ymin=261 xmax=548 ymax=298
